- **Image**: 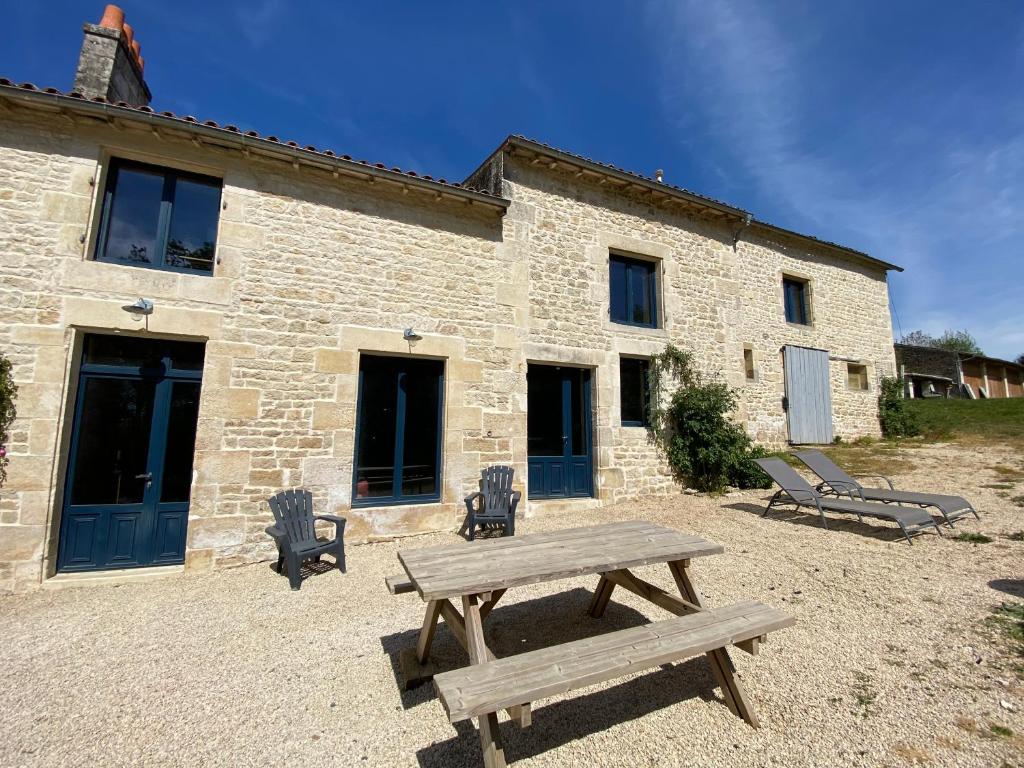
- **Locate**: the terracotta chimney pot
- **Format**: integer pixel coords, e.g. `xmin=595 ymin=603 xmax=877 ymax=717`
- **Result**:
xmin=122 ymin=22 xmax=134 ymax=45
xmin=98 ymin=4 xmax=124 ymax=30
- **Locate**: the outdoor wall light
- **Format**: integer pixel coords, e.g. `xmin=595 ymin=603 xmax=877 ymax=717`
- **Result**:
xmin=121 ymin=298 xmax=155 ymax=316
xmin=403 ymin=328 xmax=423 ymax=341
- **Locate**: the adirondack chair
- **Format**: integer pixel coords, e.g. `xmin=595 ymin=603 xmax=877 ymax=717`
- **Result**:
xmin=265 ymin=489 xmax=346 ymax=590
xmin=461 ymin=465 xmax=521 ymax=541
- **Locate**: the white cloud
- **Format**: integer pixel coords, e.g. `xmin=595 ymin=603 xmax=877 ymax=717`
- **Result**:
xmin=645 ymin=0 xmax=1024 ymax=359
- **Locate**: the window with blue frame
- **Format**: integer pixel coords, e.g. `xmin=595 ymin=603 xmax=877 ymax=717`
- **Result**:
xmin=782 ymin=276 xmax=810 ymax=325
xmin=95 ymin=159 xmax=222 ymax=275
xmin=619 ymin=357 xmax=651 ymax=426
xmin=609 ymin=253 xmax=658 ymax=327
xmin=353 ymin=355 xmax=444 ymax=506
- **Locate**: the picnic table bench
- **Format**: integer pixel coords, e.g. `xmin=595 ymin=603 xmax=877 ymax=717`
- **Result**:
xmin=388 ymin=520 xmax=793 ymax=768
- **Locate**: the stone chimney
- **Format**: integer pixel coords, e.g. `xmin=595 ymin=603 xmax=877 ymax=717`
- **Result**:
xmin=73 ymin=5 xmax=151 ymax=107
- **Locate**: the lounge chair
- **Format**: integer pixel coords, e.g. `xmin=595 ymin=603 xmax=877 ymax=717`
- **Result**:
xmin=753 ymin=457 xmax=941 ymax=545
xmin=793 ymin=449 xmax=978 ymax=526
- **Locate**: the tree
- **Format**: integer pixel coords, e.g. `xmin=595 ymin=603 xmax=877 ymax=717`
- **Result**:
xmin=1016 ymin=353 xmax=1024 ymax=366
xmin=901 ymin=329 xmax=983 ymax=356
xmin=901 ymin=330 xmax=935 ymax=347
xmin=932 ymin=329 xmax=983 ymax=356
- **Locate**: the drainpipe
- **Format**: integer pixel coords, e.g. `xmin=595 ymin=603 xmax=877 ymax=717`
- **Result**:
xmin=731 ymin=213 xmax=753 ymax=251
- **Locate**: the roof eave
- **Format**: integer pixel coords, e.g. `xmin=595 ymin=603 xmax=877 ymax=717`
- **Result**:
xmin=501 ymin=135 xmax=749 ymax=220
xmin=0 ymin=85 xmax=510 ymax=211
xmin=751 ymin=220 xmax=903 ymax=273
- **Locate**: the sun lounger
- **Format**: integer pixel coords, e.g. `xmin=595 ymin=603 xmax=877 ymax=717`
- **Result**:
xmin=792 ymin=449 xmax=978 ymax=526
xmin=753 ymin=457 xmax=941 ymax=545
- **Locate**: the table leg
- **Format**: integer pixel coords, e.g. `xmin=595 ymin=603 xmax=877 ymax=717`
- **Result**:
xmin=588 ymin=574 xmax=616 ymax=618
xmin=463 ymin=593 xmax=507 ymax=768
xmin=417 ymin=600 xmax=442 ymax=663
xmin=668 ymin=559 xmax=759 ymax=728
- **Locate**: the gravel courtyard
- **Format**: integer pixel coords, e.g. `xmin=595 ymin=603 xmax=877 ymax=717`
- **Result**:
xmin=1 ymin=441 xmax=1022 ymax=768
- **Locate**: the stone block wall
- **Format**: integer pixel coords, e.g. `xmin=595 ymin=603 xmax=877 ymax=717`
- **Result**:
xmin=0 ymin=106 xmax=898 ymax=592
xmin=0 ymin=108 xmax=515 ymax=592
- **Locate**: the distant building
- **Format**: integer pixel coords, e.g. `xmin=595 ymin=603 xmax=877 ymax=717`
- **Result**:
xmin=895 ymin=344 xmax=1024 ymax=399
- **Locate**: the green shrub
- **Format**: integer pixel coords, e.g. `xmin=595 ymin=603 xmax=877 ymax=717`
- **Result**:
xmin=650 ymin=346 xmax=771 ymax=493
xmin=878 ymin=376 xmax=920 ymax=438
xmin=0 ymin=352 xmax=16 ymax=487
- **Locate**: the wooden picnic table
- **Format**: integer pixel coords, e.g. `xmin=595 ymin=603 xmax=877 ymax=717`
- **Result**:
xmin=391 ymin=520 xmax=792 ymax=768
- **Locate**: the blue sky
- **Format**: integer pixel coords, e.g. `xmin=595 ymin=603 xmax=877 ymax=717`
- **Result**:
xmin=3 ymin=1 xmax=1022 ymax=359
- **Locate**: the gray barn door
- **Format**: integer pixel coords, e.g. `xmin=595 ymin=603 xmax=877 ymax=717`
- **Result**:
xmin=783 ymin=345 xmax=834 ymax=444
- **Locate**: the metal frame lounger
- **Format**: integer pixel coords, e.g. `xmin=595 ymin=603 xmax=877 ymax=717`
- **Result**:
xmin=793 ymin=449 xmax=979 ymax=527
xmin=753 ymin=457 xmax=941 ymax=545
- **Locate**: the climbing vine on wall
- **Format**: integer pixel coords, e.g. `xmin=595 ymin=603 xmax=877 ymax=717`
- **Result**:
xmin=647 ymin=344 xmax=772 ymax=493
xmin=0 ymin=352 xmax=16 ymax=487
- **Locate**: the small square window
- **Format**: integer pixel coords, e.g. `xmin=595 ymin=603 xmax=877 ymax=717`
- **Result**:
xmin=743 ymin=348 xmax=756 ymax=381
xmin=620 ymin=357 xmax=651 ymax=426
xmin=782 ymin=277 xmax=810 ymax=325
xmin=610 ymin=254 xmax=658 ymax=328
xmin=847 ymin=363 xmax=869 ymax=391
xmin=95 ymin=158 xmax=222 ymax=275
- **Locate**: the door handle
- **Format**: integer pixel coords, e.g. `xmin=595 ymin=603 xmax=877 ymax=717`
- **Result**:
xmin=135 ymin=472 xmax=153 ymax=488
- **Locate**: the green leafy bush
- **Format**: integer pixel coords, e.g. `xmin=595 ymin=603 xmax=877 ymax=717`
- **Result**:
xmin=650 ymin=346 xmax=771 ymax=493
xmin=878 ymin=376 xmax=920 ymax=439
xmin=0 ymin=352 xmax=16 ymax=487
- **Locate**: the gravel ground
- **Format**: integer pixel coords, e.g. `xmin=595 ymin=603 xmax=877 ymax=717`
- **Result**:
xmin=1 ymin=441 xmax=1023 ymax=768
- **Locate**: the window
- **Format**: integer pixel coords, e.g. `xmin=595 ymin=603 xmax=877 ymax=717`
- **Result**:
xmin=782 ymin=277 xmax=810 ymax=325
xmin=743 ymin=347 xmax=756 ymax=381
xmin=96 ymin=159 xmax=222 ymax=275
xmin=353 ymin=355 xmax=444 ymax=506
xmin=619 ymin=357 xmax=650 ymax=426
xmin=847 ymin=363 xmax=869 ymax=391
xmin=610 ymin=254 xmax=658 ymax=328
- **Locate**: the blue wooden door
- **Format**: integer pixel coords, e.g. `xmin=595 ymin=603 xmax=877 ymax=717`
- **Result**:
xmin=783 ymin=345 xmax=834 ymax=444
xmin=527 ymin=365 xmax=593 ymax=499
xmin=57 ymin=336 xmax=204 ymax=572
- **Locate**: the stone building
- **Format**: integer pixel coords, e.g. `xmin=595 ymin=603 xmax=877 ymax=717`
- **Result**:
xmin=0 ymin=8 xmax=901 ymax=592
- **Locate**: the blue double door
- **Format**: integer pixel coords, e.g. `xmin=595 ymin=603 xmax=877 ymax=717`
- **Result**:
xmin=527 ymin=364 xmax=594 ymax=499
xmin=57 ymin=335 xmax=204 ymax=572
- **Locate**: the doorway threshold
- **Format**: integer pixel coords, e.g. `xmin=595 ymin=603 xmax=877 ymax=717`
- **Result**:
xmin=44 ymin=565 xmax=185 ymax=591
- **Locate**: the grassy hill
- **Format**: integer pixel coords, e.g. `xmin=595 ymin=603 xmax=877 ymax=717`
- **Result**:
xmin=905 ymin=397 xmax=1024 ymax=441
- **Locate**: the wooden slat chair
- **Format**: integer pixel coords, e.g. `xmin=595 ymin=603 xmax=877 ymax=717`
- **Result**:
xmin=265 ymin=489 xmax=346 ymax=590
xmin=461 ymin=466 xmax=521 ymax=541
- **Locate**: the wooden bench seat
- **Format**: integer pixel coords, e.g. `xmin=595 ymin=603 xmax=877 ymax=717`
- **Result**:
xmin=385 ymin=574 xmax=415 ymax=595
xmin=434 ymin=600 xmax=794 ymax=723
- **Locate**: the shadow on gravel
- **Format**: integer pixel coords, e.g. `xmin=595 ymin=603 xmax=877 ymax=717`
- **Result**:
xmin=724 ymin=502 xmax=915 ymax=544
xmin=989 ymin=578 xmax=1024 ymax=597
xmin=263 ymin=557 xmax=340 ymax=589
xmin=380 ymin=587 xmax=658 ymax=710
xmin=414 ymin=656 xmax=714 ymax=768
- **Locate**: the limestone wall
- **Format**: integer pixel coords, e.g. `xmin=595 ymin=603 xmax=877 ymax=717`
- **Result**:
xmin=0 ymin=108 xmax=896 ymax=593
xmin=0 ymin=108 xmax=514 ymax=592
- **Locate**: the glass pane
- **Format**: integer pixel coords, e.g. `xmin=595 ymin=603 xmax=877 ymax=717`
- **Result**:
xmin=354 ymin=359 xmax=399 ymax=499
xmin=527 ymin=366 xmax=564 ymax=456
xmin=609 ymin=257 xmax=627 ymax=322
xmin=166 ymin=176 xmax=221 ymax=273
xmin=620 ymin=358 xmax=648 ymax=425
xmin=70 ymin=377 xmax=155 ymax=505
xmin=101 ymin=165 xmax=164 ymax=267
xmin=630 ymin=264 xmax=652 ymax=325
xmin=400 ymin=362 xmax=443 ymax=497
xmin=160 ymin=382 xmax=202 ymax=502
xmin=570 ymin=370 xmax=586 ymax=456
xmin=83 ymin=336 xmax=205 ymax=372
